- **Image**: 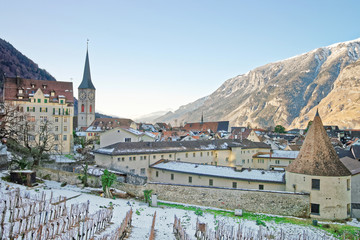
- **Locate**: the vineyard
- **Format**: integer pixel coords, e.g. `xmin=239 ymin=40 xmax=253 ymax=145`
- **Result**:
xmin=0 ymin=187 xmax=131 ymax=240
xmin=0 ymin=177 xmax=356 ymax=240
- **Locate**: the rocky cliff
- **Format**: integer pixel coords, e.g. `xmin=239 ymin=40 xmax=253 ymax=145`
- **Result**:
xmin=156 ymin=38 xmax=360 ymax=129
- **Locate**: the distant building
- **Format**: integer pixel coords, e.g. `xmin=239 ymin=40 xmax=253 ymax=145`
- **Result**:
xmin=183 ymin=121 xmax=229 ymax=133
xmin=100 ymin=127 xmax=156 ymax=148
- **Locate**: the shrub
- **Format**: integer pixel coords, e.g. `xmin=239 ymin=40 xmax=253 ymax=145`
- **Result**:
xmin=256 ymin=219 xmax=266 ymax=227
xmin=195 ymin=208 xmax=203 ymax=216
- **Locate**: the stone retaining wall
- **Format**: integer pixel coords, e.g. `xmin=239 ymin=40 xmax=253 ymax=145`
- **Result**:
xmin=38 ymin=168 xmax=310 ymax=217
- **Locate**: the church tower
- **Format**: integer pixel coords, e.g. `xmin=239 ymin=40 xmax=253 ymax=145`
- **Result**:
xmin=78 ymin=45 xmax=96 ymax=129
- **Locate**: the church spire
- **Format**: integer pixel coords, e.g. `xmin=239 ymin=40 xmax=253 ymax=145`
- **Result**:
xmin=79 ymin=43 xmax=95 ymax=90
xmin=201 ymin=111 xmax=204 ymax=124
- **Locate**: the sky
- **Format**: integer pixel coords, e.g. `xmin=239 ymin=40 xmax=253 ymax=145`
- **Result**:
xmin=1 ymin=1 xmax=360 ymax=119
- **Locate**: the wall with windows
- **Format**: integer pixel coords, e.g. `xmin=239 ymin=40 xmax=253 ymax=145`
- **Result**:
xmin=99 ymin=127 xmax=155 ymax=148
xmin=7 ymin=88 xmax=73 ymax=154
xmin=149 ymin=168 xmax=285 ymax=191
xmin=232 ymin=148 xmax=269 ymax=168
xmin=286 ymin=172 xmax=351 ymax=220
xmin=351 ymin=174 xmax=360 ymax=218
xmin=252 ymin=156 xmax=293 ymax=170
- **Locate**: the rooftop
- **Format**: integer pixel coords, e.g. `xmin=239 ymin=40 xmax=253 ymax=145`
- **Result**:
xmin=94 ymin=139 xmax=270 ymax=156
xmin=150 ymin=160 xmax=285 ymax=183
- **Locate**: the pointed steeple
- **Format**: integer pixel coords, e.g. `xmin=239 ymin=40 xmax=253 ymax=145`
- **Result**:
xmin=79 ymin=45 xmax=95 ymax=89
xmin=201 ymin=111 xmax=204 ymax=124
xmin=286 ymin=112 xmax=350 ymax=176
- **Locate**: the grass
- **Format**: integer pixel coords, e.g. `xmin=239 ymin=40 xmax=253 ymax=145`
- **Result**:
xmin=158 ymin=201 xmax=360 ymax=239
xmin=64 ymin=154 xmax=75 ymax=160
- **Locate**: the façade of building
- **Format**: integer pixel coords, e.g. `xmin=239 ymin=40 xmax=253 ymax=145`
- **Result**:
xmin=3 ymin=76 xmax=74 ymax=153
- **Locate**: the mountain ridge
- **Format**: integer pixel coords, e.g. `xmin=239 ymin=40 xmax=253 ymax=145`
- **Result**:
xmin=155 ymin=38 xmax=360 ymax=129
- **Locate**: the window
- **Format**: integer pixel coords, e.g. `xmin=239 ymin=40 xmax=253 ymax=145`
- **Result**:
xmin=40 ymin=116 xmax=48 ymax=122
xmin=347 ymin=203 xmax=351 ymax=215
xmin=211 ymin=152 xmax=213 ymax=156
xmin=133 ymin=157 xmax=136 ymax=161
xmin=207 ymin=152 xmax=209 ymax=156
xmin=64 ymin=126 xmax=67 ymax=132
xmin=161 ymin=155 xmax=164 ymax=159
xmin=311 ymin=203 xmax=320 ymax=215
xmin=51 ymin=91 xmax=55 ymax=96
xmin=257 ymin=159 xmax=264 ymax=164
xmin=81 ymin=104 xmax=84 ymax=112
xmin=193 ymin=153 xmax=196 ymax=157
xmin=153 ymin=155 xmax=156 ymax=159
xmin=312 ymin=179 xmax=320 ymax=190
xmin=44 ymin=99 xmax=48 ymax=103
xmin=90 ymin=105 xmax=92 ymax=113
xmin=169 ymin=154 xmax=172 ymax=158
xmin=122 ymin=157 xmax=125 ymax=161
xmin=347 ymin=179 xmax=350 ymax=191
xmin=209 ymin=179 xmax=213 ymax=186
xmin=118 ymin=157 xmax=121 ymax=162
xmin=63 ymin=135 xmax=67 ymax=141
xmin=28 ymin=135 xmax=35 ymax=141
xmin=275 ymin=160 xmax=280 ymax=164
xmin=54 ymin=144 xmax=58 ymax=151
xmin=55 ymin=126 xmax=59 ymax=131
xmin=156 ymin=171 xmax=159 ymax=177
xmin=188 ymin=176 xmax=192 ymax=183
xmin=125 ymin=138 xmax=131 ymax=142
xmin=185 ymin=153 xmax=188 ymax=158
xmin=171 ymin=173 xmax=174 ymax=180
xmin=242 ymin=159 xmax=245 ymax=164
xmin=130 ymin=169 xmax=135 ymax=173
xmin=200 ymin=152 xmax=203 ymax=157
xmin=225 ymin=157 xmax=229 ymax=162
xmin=27 ymin=116 xmax=35 ymax=122
xmin=144 ymin=156 xmax=147 ymax=160
xmin=129 ymin=157 xmax=132 ymax=161
xmin=140 ymin=156 xmax=143 ymax=160
xmin=60 ymin=100 xmax=64 ymax=104
xmin=232 ymin=182 xmax=237 ymax=188
xmin=259 ymin=184 xmax=264 ymax=190
xmin=140 ymin=168 xmax=145 ymax=175
xmin=54 ymin=135 xmax=59 ymax=141
xmin=37 ymin=99 xmax=41 ymax=103
xmin=64 ymin=118 xmax=67 ymax=123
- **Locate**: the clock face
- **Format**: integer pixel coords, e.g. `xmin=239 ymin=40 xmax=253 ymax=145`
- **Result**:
xmin=88 ymin=92 xmax=95 ymax=100
xmin=79 ymin=91 xmax=86 ymax=100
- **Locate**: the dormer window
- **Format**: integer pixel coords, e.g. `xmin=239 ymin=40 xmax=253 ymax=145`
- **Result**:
xmin=31 ymin=83 xmax=35 ymax=88
xmin=18 ymin=89 xmax=23 ymax=94
xmin=51 ymin=91 xmax=55 ymax=96
xmin=42 ymin=84 xmax=47 ymax=89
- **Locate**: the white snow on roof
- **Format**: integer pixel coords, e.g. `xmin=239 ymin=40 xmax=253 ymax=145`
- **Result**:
xmin=58 ymin=95 xmax=65 ymax=98
xmin=76 ymin=132 xmax=87 ymax=137
xmin=124 ymin=128 xmax=144 ymax=136
xmin=144 ymin=132 xmax=156 ymax=138
xmin=257 ymin=150 xmax=299 ymax=159
xmin=96 ymin=148 xmax=115 ymax=154
xmin=152 ymin=161 xmax=285 ymax=183
xmin=44 ymin=94 xmax=50 ymax=97
xmin=86 ymin=126 xmax=103 ymax=132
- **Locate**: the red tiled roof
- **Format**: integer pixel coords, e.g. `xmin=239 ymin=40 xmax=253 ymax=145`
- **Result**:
xmin=183 ymin=122 xmax=218 ymax=132
xmin=4 ymin=77 xmax=73 ymax=103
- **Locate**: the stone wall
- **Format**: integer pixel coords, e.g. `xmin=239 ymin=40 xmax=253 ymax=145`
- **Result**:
xmin=37 ymin=168 xmax=310 ymax=217
xmin=115 ymin=182 xmax=310 ymax=217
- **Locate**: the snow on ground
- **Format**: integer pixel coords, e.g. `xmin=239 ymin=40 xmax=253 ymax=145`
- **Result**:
xmin=0 ymin=172 xmax=350 ymax=239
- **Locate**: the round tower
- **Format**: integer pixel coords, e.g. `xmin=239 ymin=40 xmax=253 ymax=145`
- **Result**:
xmin=286 ymin=110 xmax=351 ymax=220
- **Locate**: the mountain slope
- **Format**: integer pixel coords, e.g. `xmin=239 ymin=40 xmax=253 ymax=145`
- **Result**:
xmin=156 ymin=38 xmax=360 ymax=129
xmin=0 ymin=38 xmax=55 ymax=80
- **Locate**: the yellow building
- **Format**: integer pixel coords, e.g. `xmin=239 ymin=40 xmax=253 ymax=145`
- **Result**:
xmin=252 ymin=150 xmax=298 ymax=170
xmin=94 ymin=139 xmax=271 ymax=176
xmin=4 ymin=77 xmax=74 ymax=154
xmin=286 ymin=111 xmax=351 ymax=220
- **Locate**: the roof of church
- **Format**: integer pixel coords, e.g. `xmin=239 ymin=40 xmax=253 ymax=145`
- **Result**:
xmin=79 ymin=49 xmax=95 ymax=90
xmin=286 ymin=112 xmax=351 ymax=176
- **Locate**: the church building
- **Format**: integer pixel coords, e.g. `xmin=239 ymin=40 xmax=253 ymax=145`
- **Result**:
xmin=78 ymin=46 xmax=96 ymax=129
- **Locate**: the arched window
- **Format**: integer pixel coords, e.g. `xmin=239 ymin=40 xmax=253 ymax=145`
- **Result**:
xmin=81 ymin=104 xmax=85 ymax=113
xmin=90 ymin=104 xmax=92 ymax=113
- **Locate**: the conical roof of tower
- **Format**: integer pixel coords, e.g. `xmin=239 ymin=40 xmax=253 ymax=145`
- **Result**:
xmin=79 ymin=49 xmax=95 ymax=90
xmin=286 ymin=110 xmax=351 ymax=176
